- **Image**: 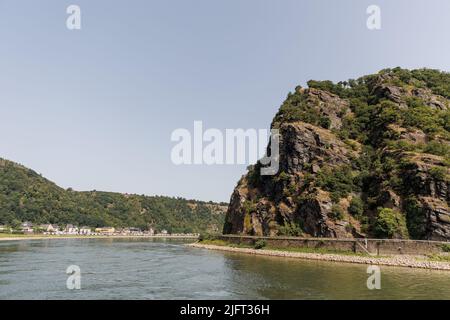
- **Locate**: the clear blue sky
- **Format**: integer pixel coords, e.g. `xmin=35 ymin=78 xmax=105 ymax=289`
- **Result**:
xmin=1 ymin=0 xmax=449 ymax=202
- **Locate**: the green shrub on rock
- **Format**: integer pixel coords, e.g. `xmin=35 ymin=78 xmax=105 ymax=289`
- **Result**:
xmin=429 ymin=166 xmax=448 ymax=181
xmin=330 ymin=205 xmax=345 ymax=220
xmin=348 ymin=197 xmax=364 ymax=217
xmin=404 ymin=197 xmax=427 ymax=239
xmin=278 ymin=222 xmax=303 ymax=236
xmin=374 ymin=208 xmax=409 ymax=239
xmin=198 ymin=233 xmax=216 ymax=242
xmin=254 ymin=240 xmax=267 ymax=250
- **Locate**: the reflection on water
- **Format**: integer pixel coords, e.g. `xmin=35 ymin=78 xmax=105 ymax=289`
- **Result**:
xmin=0 ymin=238 xmax=449 ymax=299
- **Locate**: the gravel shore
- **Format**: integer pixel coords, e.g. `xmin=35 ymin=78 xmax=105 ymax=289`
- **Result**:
xmin=188 ymin=243 xmax=450 ymax=271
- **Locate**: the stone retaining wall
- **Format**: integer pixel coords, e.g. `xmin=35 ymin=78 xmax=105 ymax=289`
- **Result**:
xmin=217 ymin=235 xmax=450 ymax=256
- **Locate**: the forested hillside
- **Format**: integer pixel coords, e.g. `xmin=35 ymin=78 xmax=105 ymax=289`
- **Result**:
xmin=0 ymin=158 xmax=226 ymax=233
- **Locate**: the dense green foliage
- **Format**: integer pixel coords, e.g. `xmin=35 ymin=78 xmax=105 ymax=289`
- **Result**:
xmin=277 ymin=222 xmax=303 ymax=236
xmin=308 ymin=68 xmax=450 ymax=100
xmin=330 ymin=204 xmax=345 ymax=220
xmin=272 ymin=87 xmax=338 ymax=129
xmin=0 ymin=159 xmax=226 ymax=233
xmin=270 ymin=69 xmax=449 ymax=228
xmin=254 ymin=239 xmax=267 ymax=249
xmin=274 ymin=68 xmax=450 ymax=144
xmin=374 ymin=208 xmax=409 ymax=239
xmin=316 ymin=165 xmax=359 ymax=202
xmin=404 ymin=197 xmax=426 ymax=239
xmin=348 ymin=197 xmax=364 ymax=217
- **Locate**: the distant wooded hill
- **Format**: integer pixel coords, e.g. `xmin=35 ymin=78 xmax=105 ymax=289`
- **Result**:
xmin=0 ymin=158 xmax=227 ymax=233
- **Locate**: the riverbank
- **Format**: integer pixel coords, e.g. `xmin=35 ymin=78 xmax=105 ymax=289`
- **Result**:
xmin=0 ymin=234 xmax=198 ymax=241
xmin=188 ymin=242 xmax=450 ymax=271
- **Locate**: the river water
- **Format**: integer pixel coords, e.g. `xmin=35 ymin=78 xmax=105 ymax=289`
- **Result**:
xmin=0 ymin=238 xmax=449 ymax=299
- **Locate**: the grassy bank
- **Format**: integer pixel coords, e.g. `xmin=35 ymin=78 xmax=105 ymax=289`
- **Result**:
xmin=191 ymin=240 xmax=450 ymax=271
xmin=0 ymin=233 xmax=43 ymax=238
xmin=199 ymin=240 xmax=383 ymax=258
xmin=199 ymin=239 xmax=377 ymax=257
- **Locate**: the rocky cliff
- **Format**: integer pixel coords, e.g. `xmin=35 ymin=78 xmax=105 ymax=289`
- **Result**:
xmin=223 ymin=68 xmax=450 ymax=240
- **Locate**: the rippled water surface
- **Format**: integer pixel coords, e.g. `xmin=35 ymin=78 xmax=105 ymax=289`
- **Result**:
xmin=0 ymin=238 xmax=449 ymax=299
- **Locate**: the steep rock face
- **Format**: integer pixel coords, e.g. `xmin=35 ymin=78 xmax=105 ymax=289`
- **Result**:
xmin=278 ymin=122 xmax=360 ymax=238
xmin=278 ymin=122 xmax=355 ymax=174
xmin=223 ymin=117 xmax=360 ymax=238
xmin=224 ymin=68 xmax=450 ymax=240
xmin=401 ymin=153 xmax=450 ymax=240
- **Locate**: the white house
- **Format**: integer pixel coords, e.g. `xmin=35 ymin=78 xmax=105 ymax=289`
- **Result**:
xmin=79 ymin=226 xmax=91 ymax=235
xmin=65 ymin=224 xmax=79 ymax=234
xmin=21 ymin=221 xmax=33 ymax=228
xmin=40 ymin=224 xmax=57 ymax=233
xmin=21 ymin=222 xmax=34 ymax=234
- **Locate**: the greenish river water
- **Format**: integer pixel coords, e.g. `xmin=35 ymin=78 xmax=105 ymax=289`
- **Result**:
xmin=0 ymin=238 xmax=449 ymax=299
